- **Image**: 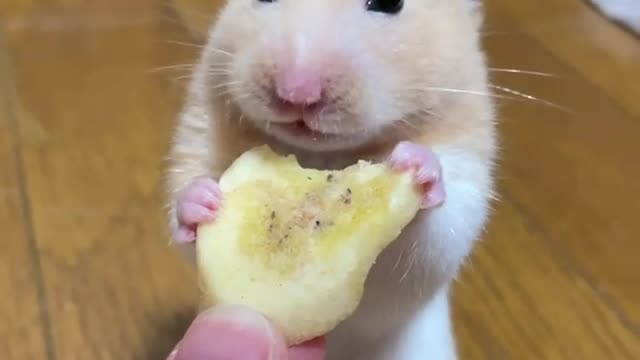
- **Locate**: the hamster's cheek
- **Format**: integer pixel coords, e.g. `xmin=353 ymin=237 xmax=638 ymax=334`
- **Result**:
xmin=225 ymin=55 xmax=268 ymax=120
xmin=357 ymin=70 xmax=408 ymax=131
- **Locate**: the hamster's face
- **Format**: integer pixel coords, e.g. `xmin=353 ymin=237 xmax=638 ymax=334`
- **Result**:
xmin=206 ymin=0 xmax=485 ymax=151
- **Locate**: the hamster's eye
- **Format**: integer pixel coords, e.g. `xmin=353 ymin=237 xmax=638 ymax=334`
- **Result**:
xmin=366 ymin=0 xmax=403 ymax=14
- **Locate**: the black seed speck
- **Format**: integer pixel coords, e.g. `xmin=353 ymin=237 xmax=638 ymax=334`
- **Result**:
xmin=326 ymin=174 xmax=334 ymax=182
xmin=271 ymin=211 xmax=276 ymax=219
xmin=343 ymin=188 xmax=353 ymax=204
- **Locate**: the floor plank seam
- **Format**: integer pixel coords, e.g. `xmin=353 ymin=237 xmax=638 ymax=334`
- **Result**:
xmin=0 ymin=29 xmax=57 ymax=360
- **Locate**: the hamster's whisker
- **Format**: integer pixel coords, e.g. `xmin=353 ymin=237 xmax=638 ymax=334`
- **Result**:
xmin=413 ymin=87 xmax=516 ymax=101
xmin=171 ymin=69 xmax=232 ymax=81
xmin=210 ymin=81 xmax=243 ymax=90
xmin=172 ymin=70 xmax=230 ymax=81
xmin=399 ymin=245 xmax=417 ymax=283
xmin=170 ymin=75 xmax=195 ymax=82
xmin=207 ymin=72 xmax=233 ymax=78
xmin=207 ymin=62 xmax=234 ymax=70
xmin=403 ymin=238 xmax=422 ymax=284
xmin=488 ymin=68 xmax=557 ymax=78
xmin=163 ymin=40 xmax=205 ymax=49
xmin=207 ymin=68 xmax=233 ymax=74
xmin=233 ymin=91 xmax=253 ymax=100
xmin=391 ymin=248 xmax=406 ymax=274
xmin=489 ymin=85 xmax=572 ymax=112
xmin=207 ymin=62 xmax=233 ymax=67
xmin=146 ymin=63 xmax=195 ymax=74
xmin=208 ymin=47 xmax=235 ymax=58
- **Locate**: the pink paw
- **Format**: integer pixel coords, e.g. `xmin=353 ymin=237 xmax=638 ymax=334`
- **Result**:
xmin=174 ymin=177 xmax=222 ymax=243
xmin=388 ymin=141 xmax=445 ymax=209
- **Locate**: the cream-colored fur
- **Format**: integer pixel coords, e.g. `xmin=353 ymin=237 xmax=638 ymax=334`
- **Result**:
xmin=166 ymin=0 xmax=497 ymax=358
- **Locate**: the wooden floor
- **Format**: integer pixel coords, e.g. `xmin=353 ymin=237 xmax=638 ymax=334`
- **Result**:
xmin=1 ymin=0 xmax=638 ymax=359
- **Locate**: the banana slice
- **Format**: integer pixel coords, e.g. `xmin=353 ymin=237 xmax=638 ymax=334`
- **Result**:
xmin=196 ymin=145 xmax=422 ymax=345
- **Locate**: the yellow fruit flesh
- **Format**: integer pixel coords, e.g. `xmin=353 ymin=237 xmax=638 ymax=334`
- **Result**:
xmin=196 ymin=145 xmax=422 ymax=345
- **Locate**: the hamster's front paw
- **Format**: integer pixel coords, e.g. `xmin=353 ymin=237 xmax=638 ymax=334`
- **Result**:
xmin=388 ymin=141 xmax=445 ymax=209
xmin=174 ymin=177 xmax=222 ymax=243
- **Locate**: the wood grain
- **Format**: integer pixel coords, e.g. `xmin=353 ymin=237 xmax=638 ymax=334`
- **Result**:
xmin=1 ymin=2 xmax=203 ymax=359
xmin=0 ymin=32 xmax=49 ymax=360
xmin=0 ymin=0 xmax=638 ymax=359
xmin=484 ymin=0 xmax=640 ymax=117
xmin=482 ymin=5 xmax=640 ymax=325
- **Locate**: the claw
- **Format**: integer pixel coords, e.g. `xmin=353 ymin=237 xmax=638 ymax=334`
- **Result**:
xmin=175 ymin=177 xmax=222 ymax=242
xmin=389 ymin=141 xmax=445 ymax=209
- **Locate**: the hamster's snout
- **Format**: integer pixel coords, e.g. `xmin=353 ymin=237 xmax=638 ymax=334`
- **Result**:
xmin=252 ymin=40 xmax=360 ymax=133
xmin=267 ymin=62 xmax=328 ymax=118
xmin=226 ymin=25 xmax=378 ymax=151
xmin=263 ymin=43 xmax=340 ymax=119
xmin=273 ymin=65 xmax=324 ymax=108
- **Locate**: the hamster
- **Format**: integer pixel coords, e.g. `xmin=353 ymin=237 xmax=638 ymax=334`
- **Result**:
xmin=166 ymin=0 xmax=498 ymax=359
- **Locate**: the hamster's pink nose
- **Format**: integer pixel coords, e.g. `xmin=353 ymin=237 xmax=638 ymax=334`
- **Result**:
xmin=273 ymin=67 xmax=323 ymax=107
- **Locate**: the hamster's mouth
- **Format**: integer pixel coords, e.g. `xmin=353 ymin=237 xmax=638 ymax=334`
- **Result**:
xmin=264 ymin=119 xmax=367 ymax=152
xmin=274 ymin=120 xmax=335 ymax=139
xmin=234 ymin=89 xmax=369 ymax=150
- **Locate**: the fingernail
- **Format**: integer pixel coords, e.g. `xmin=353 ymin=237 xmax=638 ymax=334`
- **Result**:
xmin=174 ymin=305 xmax=275 ymax=360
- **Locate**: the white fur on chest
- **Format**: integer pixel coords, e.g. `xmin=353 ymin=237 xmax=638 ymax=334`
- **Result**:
xmin=322 ymin=147 xmax=492 ymax=360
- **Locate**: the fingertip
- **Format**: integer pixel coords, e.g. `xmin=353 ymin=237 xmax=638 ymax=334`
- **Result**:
xmin=172 ymin=305 xmax=286 ymax=360
xmin=288 ymin=337 xmax=327 ymax=360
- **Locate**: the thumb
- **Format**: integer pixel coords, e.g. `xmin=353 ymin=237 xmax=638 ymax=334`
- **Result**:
xmin=168 ymin=305 xmax=326 ymax=360
xmin=169 ymin=305 xmax=287 ymax=360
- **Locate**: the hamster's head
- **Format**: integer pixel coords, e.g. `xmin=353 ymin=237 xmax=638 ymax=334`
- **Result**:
xmin=205 ymin=0 xmax=487 ymax=152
